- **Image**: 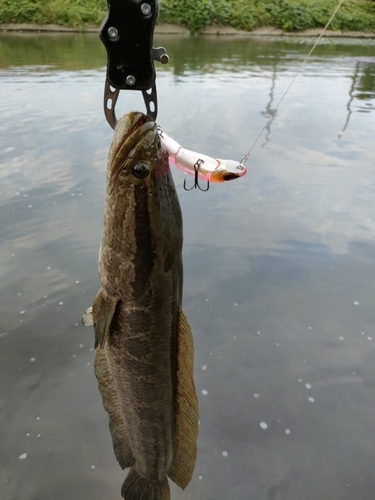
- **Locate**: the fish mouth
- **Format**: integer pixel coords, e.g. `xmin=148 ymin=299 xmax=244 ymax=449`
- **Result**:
xmin=122 ymin=112 xmax=154 ymax=142
xmin=113 ymin=112 xmax=155 ymax=159
xmin=108 ymin=112 xmax=156 ymax=193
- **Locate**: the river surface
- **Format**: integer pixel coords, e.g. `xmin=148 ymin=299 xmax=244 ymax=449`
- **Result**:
xmin=1 ymin=32 xmax=375 ymax=500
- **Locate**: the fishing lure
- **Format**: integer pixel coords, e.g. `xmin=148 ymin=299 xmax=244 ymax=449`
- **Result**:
xmin=158 ymin=128 xmax=247 ymax=186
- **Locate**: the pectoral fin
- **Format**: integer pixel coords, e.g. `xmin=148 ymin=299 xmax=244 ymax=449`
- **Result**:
xmin=82 ymin=307 xmax=93 ymax=326
xmin=168 ymin=307 xmax=198 ymax=489
xmin=94 ymin=348 xmax=134 ymax=469
xmin=92 ymin=287 xmax=119 ymax=349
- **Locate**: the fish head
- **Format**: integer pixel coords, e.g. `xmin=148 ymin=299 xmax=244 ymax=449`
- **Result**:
xmin=107 ymin=112 xmax=169 ymax=196
xmin=102 ymin=112 xmax=183 ymax=288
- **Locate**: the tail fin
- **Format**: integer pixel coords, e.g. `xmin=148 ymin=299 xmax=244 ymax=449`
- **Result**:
xmin=121 ymin=467 xmax=170 ymax=500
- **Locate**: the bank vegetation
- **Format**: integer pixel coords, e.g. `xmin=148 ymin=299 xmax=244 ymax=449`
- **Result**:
xmin=1 ymin=0 xmax=375 ymax=33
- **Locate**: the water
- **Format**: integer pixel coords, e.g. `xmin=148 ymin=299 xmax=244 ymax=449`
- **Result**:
xmin=1 ymin=31 xmax=375 ymax=500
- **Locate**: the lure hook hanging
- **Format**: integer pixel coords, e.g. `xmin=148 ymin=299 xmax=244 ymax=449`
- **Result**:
xmin=183 ymin=159 xmax=209 ymax=192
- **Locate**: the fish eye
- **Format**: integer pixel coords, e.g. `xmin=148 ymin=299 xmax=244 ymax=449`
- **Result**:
xmin=132 ymin=162 xmax=150 ymax=180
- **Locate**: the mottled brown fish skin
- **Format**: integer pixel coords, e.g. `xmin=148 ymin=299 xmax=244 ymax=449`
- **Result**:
xmin=89 ymin=112 xmax=198 ymax=500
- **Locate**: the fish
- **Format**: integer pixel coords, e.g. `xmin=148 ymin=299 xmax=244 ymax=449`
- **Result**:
xmin=158 ymin=128 xmax=247 ymax=182
xmin=82 ymin=112 xmax=198 ymax=500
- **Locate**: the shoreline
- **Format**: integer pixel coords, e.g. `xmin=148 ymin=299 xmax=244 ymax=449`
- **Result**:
xmin=1 ymin=23 xmax=375 ymax=38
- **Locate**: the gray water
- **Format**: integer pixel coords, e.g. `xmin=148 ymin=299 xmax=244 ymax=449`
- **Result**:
xmin=1 ymin=32 xmax=375 ymax=500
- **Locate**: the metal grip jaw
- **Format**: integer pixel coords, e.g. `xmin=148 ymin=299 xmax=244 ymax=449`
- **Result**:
xmin=100 ymin=0 xmax=169 ymax=128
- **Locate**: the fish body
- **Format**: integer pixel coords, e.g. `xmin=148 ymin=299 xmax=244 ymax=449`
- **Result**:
xmin=83 ymin=112 xmax=198 ymax=500
xmin=159 ymin=129 xmax=247 ymax=182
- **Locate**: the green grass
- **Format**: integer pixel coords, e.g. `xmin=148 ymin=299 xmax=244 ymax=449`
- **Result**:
xmin=0 ymin=0 xmax=375 ymax=33
xmin=0 ymin=0 xmax=106 ymax=26
xmin=159 ymin=0 xmax=375 ymax=33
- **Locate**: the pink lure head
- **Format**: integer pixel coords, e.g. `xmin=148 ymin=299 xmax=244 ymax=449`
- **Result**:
xmin=209 ymin=159 xmax=247 ymax=183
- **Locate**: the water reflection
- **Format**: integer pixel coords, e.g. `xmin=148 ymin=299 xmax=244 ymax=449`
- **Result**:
xmin=1 ymin=32 xmax=375 ymax=500
xmin=260 ymin=64 xmax=278 ymax=147
xmin=340 ymin=58 xmax=375 ymax=136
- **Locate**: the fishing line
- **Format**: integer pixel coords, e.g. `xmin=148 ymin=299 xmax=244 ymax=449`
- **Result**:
xmin=240 ymin=0 xmax=346 ymax=166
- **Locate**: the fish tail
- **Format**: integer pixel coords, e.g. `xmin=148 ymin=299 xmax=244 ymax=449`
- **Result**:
xmin=121 ymin=467 xmax=170 ymax=500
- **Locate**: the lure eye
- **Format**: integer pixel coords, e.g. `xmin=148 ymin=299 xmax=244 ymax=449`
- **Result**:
xmin=132 ymin=162 xmax=150 ymax=180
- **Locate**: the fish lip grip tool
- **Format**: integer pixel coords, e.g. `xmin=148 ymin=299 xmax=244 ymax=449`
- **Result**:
xmin=100 ymin=0 xmax=169 ymax=128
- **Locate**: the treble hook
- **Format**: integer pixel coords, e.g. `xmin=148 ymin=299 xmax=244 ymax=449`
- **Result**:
xmin=183 ymin=159 xmax=210 ymax=192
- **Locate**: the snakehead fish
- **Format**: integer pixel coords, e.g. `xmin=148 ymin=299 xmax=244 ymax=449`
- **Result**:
xmin=82 ymin=112 xmax=198 ymax=500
